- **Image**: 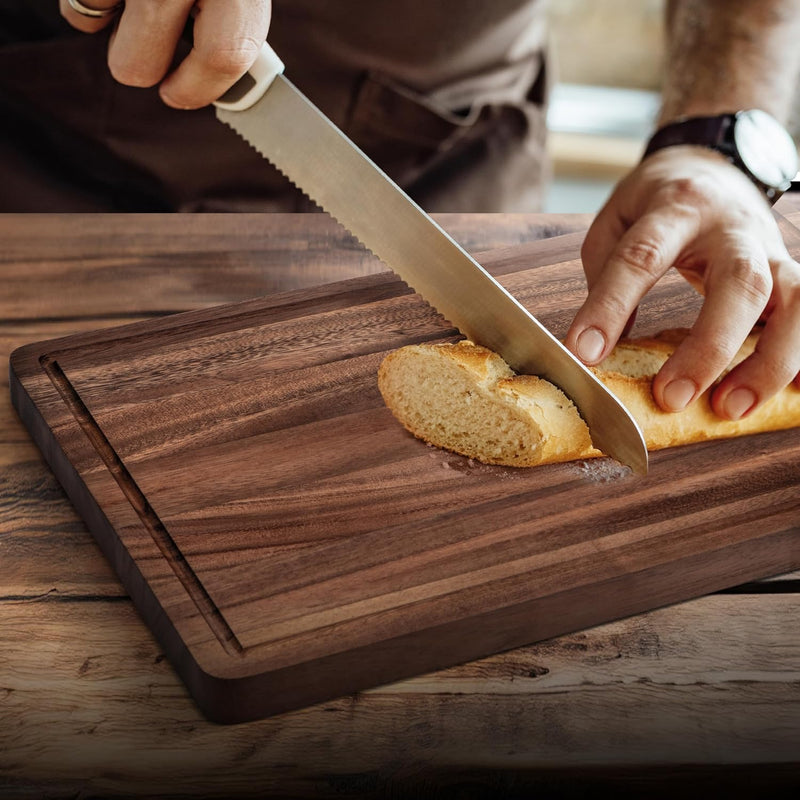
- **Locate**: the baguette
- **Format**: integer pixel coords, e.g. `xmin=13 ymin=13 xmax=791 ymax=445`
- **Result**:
xmin=377 ymin=330 xmax=800 ymax=467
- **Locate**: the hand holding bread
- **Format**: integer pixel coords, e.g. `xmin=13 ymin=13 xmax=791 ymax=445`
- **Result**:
xmin=378 ymin=329 xmax=800 ymax=468
xmin=568 ymin=148 xmax=800 ymax=423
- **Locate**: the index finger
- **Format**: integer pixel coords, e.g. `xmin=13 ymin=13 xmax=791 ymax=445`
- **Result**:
xmin=566 ymin=204 xmax=700 ymax=364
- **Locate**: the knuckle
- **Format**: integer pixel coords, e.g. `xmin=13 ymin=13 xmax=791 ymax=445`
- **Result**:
xmin=664 ymin=175 xmax=711 ymax=207
xmin=137 ymin=0 xmax=160 ymax=15
xmin=744 ymin=350 xmax=797 ymax=393
xmin=679 ymin=328 xmax=738 ymax=374
xmin=728 ymin=256 xmax=772 ymax=306
xmin=616 ymin=238 xmax=664 ymax=278
xmin=199 ymin=37 xmax=261 ymax=77
xmin=702 ymin=336 xmax=737 ymax=369
xmin=592 ymin=291 xmax=631 ymax=322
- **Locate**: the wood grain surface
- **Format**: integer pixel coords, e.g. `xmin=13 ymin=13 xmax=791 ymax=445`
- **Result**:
xmin=2 ymin=205 xmax=800 ymax=795
xmin=10 ymin=208 xmax=800 ymax=724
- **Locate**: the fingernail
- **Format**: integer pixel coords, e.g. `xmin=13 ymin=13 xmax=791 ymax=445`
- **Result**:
xmin=576 ymin=327 xmax=606 ymax=363
xmin=663 ymin=378 xmax=697 ymax=412
xmin=724 ymin=387 xmax=757 ymax=420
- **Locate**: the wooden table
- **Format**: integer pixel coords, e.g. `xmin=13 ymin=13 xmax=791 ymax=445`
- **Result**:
xmin=2 ymin=200 xmax=800 ymax=798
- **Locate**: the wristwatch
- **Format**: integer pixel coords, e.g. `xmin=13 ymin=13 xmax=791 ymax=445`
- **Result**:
xmin=642 ymin=109 xmax=799 ymax=203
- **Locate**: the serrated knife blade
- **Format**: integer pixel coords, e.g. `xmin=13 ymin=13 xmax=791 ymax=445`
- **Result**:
xmin=214 ymin=45 xmax=648 ymax=474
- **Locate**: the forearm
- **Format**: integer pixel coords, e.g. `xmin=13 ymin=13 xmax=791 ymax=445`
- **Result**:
xmin=660 ymin=0 xmax=800 ymax=124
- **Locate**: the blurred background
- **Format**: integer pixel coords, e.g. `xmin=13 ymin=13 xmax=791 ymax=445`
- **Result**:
xmin=544 ymin=0 xmax=800 ymax=212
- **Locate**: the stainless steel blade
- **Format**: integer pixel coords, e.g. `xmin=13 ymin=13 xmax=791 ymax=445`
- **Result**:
xmin=216 ymin=76 xmax=648 ymax=474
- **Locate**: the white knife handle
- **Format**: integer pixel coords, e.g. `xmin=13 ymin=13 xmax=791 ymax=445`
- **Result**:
xmin=213 ymin=42 xmax=285 ymax=112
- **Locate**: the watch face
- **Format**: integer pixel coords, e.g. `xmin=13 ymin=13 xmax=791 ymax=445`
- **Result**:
xmin=734 ymin=109 xmax=799 ymax=190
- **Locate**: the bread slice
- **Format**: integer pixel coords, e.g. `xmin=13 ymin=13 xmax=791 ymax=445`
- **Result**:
xmin=377 ymin=330 xmax=800 ymax=467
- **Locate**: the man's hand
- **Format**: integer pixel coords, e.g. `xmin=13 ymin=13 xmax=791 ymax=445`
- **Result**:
xmin=60 ymin=0 xmax=271 ymax=108
xmin=565 ymin=146 xmax=800 ymax=420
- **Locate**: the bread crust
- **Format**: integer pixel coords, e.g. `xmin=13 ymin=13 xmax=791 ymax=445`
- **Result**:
xmin=377 ymin=331 xmax=800 ymax=467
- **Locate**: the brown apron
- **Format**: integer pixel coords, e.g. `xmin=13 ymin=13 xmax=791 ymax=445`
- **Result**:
xmin=0 ymin=1 xmax=549 ymax=212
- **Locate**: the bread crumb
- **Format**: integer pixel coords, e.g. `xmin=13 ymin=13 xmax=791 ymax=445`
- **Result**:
xmin=572 ymin=459 xmax=632 ymax=483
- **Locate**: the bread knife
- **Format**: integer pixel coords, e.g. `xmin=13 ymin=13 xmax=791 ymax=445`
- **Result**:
xmin=213 ymin=43 xmax=648 ymax=475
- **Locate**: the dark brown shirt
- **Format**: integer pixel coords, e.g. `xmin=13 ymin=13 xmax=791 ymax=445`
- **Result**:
xmin=0 ymin=1 xmax=549 ymax=212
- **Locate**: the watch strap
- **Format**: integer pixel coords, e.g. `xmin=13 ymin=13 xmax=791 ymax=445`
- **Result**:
xmin=642 ymin=112 xmax=793 ymax=203
xmin=643 ymin=114 xmax=736 ymax=159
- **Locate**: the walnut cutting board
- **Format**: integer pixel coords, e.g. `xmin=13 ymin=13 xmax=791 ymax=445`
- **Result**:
xmin=10 ymin=218 xmax=800 ymax=724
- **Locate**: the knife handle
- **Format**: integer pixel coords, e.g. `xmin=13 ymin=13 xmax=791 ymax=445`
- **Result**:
xmin=213 ymin=42 xmax=285 ymax=112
